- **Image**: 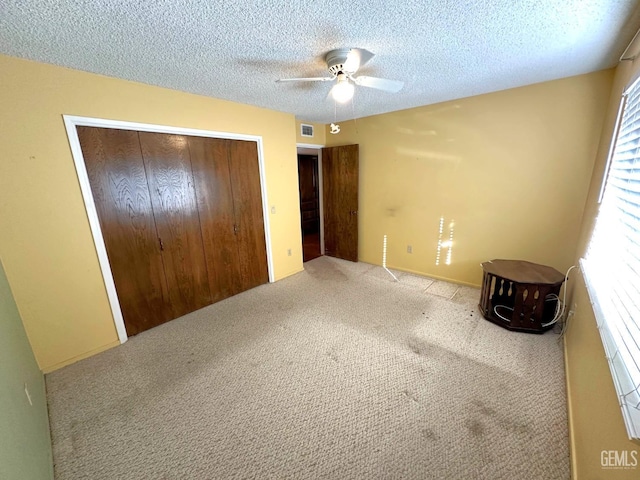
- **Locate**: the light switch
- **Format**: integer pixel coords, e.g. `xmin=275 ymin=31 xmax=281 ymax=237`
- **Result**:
xmin=271 ymin=206 xmax=276 ymax=214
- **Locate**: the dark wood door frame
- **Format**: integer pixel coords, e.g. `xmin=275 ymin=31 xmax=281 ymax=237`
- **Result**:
xmin=65 ymin=115 xmax=274 ymax=344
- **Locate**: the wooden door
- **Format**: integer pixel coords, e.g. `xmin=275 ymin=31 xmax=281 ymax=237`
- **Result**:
xmin=77 ymin=127 xmax=172 ymax=335
xmin=138 ymin=132 xmax=212 ymax=318
xmin=228 ymin=140 xmax=269 ymax=290
xmin=189 ymin=136 xmax=243 ymax=302
xmin=322 ymin=144 xmax=359 ymax=262
xmin=298 ymin=154 xmax=320 ymax=235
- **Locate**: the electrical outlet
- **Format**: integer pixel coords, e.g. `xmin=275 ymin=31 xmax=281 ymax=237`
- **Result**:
xmin=407 ymin=245 xmax=412 ymax=254
xmin=287 ymin=248 xmax=292 ymax=256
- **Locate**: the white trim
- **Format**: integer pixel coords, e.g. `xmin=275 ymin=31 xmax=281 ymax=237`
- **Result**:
xmin=296 ymin=142 xmax=324 ymax=150
xmin=580 ymin=257 xmax=640 ymax=440
xmin=620 ymin=26 xmax=640 ymax=61
xmin=256 ymin=140 xmax=275 ymax=283
xmin=296 ymin=144 xmax=325 ymax=255
xmin=63 ymin=116 xmax=128 ymax=344
xmin=63 ymin=115 xmax=274 ymax=344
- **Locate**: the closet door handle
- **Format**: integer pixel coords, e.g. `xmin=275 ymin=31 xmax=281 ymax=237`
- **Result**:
xmin=233 ymin=224 xmax=239 ymax=235
xmin=158 ymin=237 xmax=165 ymax=251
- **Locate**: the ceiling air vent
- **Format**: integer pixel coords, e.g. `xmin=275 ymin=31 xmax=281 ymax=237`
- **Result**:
xmin=300 ymin=124 xmax=314 ymax=137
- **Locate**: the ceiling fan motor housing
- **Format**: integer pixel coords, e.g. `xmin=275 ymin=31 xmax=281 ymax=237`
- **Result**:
xmin=276 ymin=48 xmax=403 ymax=94
xmin=326 ymin=48 xmax=352 ymax=75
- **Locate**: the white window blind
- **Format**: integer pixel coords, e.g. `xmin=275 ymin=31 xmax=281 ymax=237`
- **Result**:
xmin=583 ymin=75 xmax=640 ymax=440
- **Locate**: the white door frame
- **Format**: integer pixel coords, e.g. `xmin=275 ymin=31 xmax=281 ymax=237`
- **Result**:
xmin=296 ymin=143 xmax=325 ymax=256
xmin=63 ymin=115 xmax=274 ymax=344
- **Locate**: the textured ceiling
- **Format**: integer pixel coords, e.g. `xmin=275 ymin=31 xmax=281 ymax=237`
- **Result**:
xmin=2 ymin=1 xmax=640 ymax=123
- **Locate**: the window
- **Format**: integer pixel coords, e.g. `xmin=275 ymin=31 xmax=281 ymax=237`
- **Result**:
xmin=582 ymin=75 xmax=640 ymax=440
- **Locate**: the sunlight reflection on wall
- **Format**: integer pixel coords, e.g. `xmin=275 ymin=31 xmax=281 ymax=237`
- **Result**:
xmin=435 ymin=216 xmax=455 ymax=266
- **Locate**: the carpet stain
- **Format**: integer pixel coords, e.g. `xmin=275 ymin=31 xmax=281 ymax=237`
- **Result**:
xmin=472 ymin=399 xmax=531 ymax=436
xmin=276 ymin=300 xmax=296 ymax=311
xmin=420 ymin=427 xmax=439 ymax=441
xmin=502 ymin=418 xmax=532 ymax=436
xmin=325 ymin=351 xmax=339 ymax=363
xmin=468 ymin=418 xmax=486 ymax=437
xmin=472 ymin=399 xmax=498 ymax=417
xmin=307 ymin=261 xmax=348 ymax=281
xmin=70 ymin=420 xmax=81 ymax=452
xmin=401 ymin=389 xmax=420 ymax=403
xmin=406 ymin=337 xmax=430 ymax=356
xmin=406 ymin=338 xmax=464 ymax=362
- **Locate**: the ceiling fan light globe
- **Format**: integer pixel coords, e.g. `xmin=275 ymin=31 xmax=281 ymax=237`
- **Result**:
xmin=331 ymin=81 xmax=355 ymax=103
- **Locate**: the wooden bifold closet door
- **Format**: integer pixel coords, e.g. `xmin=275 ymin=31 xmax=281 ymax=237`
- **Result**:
xmin=188 ymin=137 xmax=268 ymax=301
xmin=78 ymin=127 xmax=268 ymax=336
xmin=138 ymin=132 xmax=212 ymax=318
xmin=78 ymin=127 xmax=172 ymax=334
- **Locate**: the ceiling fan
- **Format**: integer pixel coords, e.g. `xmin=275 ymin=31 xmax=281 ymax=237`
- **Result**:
xmin=276 ymin=48 xmax=404 ymax=103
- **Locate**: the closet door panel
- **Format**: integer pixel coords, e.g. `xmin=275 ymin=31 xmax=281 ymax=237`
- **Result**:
xmin=77 ymin=127 xmax=172 ymax=335
xmin=228 ymin=140 xmax=269 ymax=290
xmin=139 ymin=132 xmax=212 ymax=318
xmin=188 ymin=137 xmax=243 ymax=301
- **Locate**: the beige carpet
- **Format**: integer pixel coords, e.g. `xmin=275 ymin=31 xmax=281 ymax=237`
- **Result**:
xmin=46 ymin=257 xmax=569 ymax=479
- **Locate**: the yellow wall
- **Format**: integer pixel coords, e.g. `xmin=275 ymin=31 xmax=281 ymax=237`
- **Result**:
xmin=0 ymin=54 xmax=303 ymax=372
xmin=295 ymin=119 xmax=326 ymax=145
xmin=324 ymin=71 xmax=614 ymax=286
xmin=564 ymin=57 xmax=640 ymax=478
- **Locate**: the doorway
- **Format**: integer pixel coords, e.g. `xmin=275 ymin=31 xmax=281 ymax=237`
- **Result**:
xmin=296 ymin=143 xmax=359 ymax=263
xmin=297 ymin=153 xmax=322 ymax=262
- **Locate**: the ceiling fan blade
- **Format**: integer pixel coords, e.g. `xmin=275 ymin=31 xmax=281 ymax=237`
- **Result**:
xmin=343 ymin=48 xmax=375 ymax=73
xmin=276 ymin=76 xmax=335 ymax=83
xmin=352 ymin=75 xmax=404 ymax=93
